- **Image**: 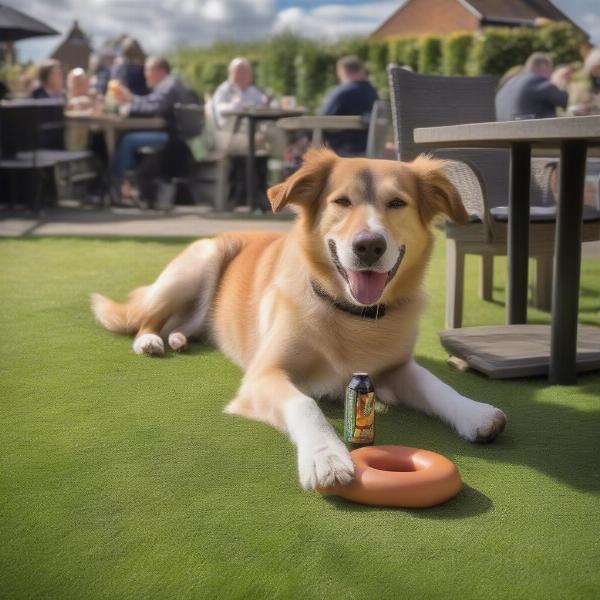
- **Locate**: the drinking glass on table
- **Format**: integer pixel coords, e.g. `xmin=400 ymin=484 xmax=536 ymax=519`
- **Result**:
xmin=281 ymin=95 xmax=297 ymax=109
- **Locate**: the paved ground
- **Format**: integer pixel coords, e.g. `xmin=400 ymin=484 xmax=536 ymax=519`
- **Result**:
xmin=2 ymin=205 xmax=599 ymax=257
xmin=0 ymin=206 xmax=293 ymax=238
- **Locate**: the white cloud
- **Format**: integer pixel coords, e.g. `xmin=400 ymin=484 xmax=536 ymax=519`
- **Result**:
xmin=273 ymin=2 xmax=399 ymax=39
xmin=7 ymin=0 xmax=600 ymax=64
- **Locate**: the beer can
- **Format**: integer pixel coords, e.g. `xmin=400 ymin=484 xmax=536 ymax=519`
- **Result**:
xmin=344 ymin=372 xmax=375 ymax=446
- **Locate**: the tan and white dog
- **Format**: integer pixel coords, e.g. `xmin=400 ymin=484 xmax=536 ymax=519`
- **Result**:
xmin=92 ymin=148 xmax=506 ymax=490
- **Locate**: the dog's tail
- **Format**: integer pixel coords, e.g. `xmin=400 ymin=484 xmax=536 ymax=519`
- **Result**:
xmin=90 ymin=234 xmax=247 ymax=338
xmin=91 ymin=286 xmax=149 ymax=335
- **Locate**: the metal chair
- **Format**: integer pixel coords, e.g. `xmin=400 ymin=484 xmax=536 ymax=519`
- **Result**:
xmin=0 ymin=100 xmax=95 ymax=212
xmin=387 ymin=66 xmax=600 ymax=328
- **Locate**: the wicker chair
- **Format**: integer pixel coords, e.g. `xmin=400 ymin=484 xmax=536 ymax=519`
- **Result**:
xmin=387 ymin=66 xmax=600 ymax=328
xmin=366 ymin=99 xmax=393 ymax=159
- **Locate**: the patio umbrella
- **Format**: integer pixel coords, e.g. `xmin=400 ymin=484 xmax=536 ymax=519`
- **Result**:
xmin=0 ymin=4 xmax=58 ymax=42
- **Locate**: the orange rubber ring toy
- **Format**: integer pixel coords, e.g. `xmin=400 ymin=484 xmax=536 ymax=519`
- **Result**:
xmin=317 ymin=445 xmax=462 ymax=508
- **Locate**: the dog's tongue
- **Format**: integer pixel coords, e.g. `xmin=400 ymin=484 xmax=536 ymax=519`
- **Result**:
xmin=347 ymin=270 xmax=388 ymax=305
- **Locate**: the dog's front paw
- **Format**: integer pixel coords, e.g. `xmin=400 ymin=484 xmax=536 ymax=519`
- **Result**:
xmin=297 ymin=436 xmax=355 ymax=490
xmin=133 ymin=333 xmax=164 ymax=356
xmin=457 ymin=401 xmax=507 ymax=443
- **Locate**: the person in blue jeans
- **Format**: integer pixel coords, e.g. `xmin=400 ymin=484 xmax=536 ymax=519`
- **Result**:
xmin=112 ymin=56 xmax=198 ymax=197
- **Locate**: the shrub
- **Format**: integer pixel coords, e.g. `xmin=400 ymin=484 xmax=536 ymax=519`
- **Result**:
xmin=418 ymin=36 xmax=443 ymax=74
xmin=256 ymin=32 xmax=306 ymax=96
xmin=367 ymin=42 xmax=389 ymax=92
xmin=468 ymin=27 xmax=537 ymax=77
xmin=388 ymin=37 xmax=419 ymax=70
xmin=442 ymin=32 xmax=475 ymax=76
xmin=533 ymin=22 xmax=586 ymax=64
xmin=295 ymin=46 xmax=337 ymax=111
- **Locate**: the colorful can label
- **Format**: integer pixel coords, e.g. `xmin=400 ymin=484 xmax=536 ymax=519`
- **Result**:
xmin=344 ymin=373 xmax=375 ymax=445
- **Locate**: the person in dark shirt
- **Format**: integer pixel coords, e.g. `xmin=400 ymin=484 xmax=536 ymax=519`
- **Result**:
xmin=319 ymin=55 xmax=379 ymax=156
xmin=110 ymin=37 xmax=149 ymax=96
xmin=112 ymin=56 xmax=198 ymax=185
xmin=496 ymin=52 xmax=571 ymax=121
xmin=31 ymin=59 xmax=65 ymax=100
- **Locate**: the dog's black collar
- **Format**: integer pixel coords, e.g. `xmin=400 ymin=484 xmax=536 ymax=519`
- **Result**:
xmin=311 ymin=280 xmax=387 ymax=320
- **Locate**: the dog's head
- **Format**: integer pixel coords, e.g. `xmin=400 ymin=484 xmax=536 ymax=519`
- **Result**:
xmin=267 ymin=148 xmax=467 ymax=306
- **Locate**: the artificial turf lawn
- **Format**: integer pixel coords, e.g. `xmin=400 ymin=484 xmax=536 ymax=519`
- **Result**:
xmin=1 ymin=234 xmax=599 ymax=600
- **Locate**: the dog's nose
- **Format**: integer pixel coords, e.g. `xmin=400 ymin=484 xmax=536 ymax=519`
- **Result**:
xmin=352 ymin=230 xmax=387 ymax=266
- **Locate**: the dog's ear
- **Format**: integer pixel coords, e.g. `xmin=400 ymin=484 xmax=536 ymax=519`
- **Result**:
xmin=410 ymin=155 xmax=469 ymax=225
xmin=267 ymin=147 xmax=338 ymax=213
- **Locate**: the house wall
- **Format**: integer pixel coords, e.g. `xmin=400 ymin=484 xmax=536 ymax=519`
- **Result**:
xmin=370 ymin=0 xmax=480 ymax=41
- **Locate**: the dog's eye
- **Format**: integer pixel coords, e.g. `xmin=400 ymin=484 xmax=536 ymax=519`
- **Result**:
xmin=387 ymin=198 xmax=407 ymax=209
xmin=333 ymin=197 xmax=352 ymax=207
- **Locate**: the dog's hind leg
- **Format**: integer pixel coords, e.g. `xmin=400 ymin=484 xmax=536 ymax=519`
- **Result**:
xmin=162 ymin=238 xmax=233 ymax=352
xmin=131 ymin=237 xmax=236 ymax=356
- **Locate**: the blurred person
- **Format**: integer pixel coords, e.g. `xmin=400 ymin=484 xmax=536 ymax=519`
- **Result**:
xmin=318 ymin=55 xmax=379 ymax=156
xmin=212 ymin=57 xmax=266 ymax=128
xmin=31 ymin=59 xmax=64 ymax=99
xmin=498 ymin=64 xmax=524 ymax=90
xmin=496 ymin=52 xmax=570 ymax=121
xmin=66 ymin=68 xmax=93 ymax=150
xmin=66 ymin=68 xmax=92 ymax=109
xmin=569 ymin=48 xmax=600 ymax=115
xmin=89 ymin=51 xmax=114 ymax=95
xmin=110 ymin=37 xmax=149 ymax=96
xmin=111 ymin=56 xmax=198 ymax=197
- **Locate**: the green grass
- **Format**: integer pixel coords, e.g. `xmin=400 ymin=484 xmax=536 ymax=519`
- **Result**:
xmin=1 ymin=234 xmax=599 ymax=600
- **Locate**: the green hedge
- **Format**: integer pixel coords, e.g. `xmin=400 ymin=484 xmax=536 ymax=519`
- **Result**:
xmin=171 ymin=22 xmax=585 ymax=108
xmin=442 ymin=32 xmax=475 ymax=76
xmin=418 ymin=36 xmax=443 ymax=74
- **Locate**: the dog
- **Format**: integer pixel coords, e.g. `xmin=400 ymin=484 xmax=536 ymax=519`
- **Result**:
xmin=91 ymin=148 xmax=506 ymax=490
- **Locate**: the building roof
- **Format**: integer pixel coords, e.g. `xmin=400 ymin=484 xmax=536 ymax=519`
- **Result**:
xmin=370 ymin=0 xmax=587 ymax=40
xmin=50 ymin=20 xmax=92 ymax=71
xmin=466 ymin=0 xmax=582 ymax=29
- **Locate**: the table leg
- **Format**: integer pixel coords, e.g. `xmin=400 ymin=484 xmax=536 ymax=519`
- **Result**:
xmin=507 ymin=142 xmax=531 ymax=325
xmin=246 ymin=118 xmax=256 ymax=210
xmin=313 ymin=128 xmax=323 ymax=146
xmin=549 ymin=140 xmax=587 ymax=384
xmin=104 ymin=126 xmax=116 ymax=163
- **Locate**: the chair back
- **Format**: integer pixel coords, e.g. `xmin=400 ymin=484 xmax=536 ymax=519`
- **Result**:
xmin=387 ymin=67 xmax=554 ymax=236
xmin=174 ymin=103 xmax=204 ymax=141
xmin=387 ymin=66 xmax=496 ymax=161
xmin=366 ymin=99 xmax=392 ymax=159
xmin=0 ymin=99 xmax=65 ymax=158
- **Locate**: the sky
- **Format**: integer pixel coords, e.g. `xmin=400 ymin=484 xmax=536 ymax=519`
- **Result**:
xmin=7 ymin=0 xmax=600 ymax=63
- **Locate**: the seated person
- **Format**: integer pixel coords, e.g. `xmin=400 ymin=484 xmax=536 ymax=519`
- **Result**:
xmin=319 ymin=55 xmax=379 ymax=156
xmin=66 ymin=68 xmax=93 ymax=150
xmin=31 ymin=59 xmax=65 ymax=100
xmin=212 ymin=57 xmax=267 ymax=128
xmin=110 ymin=37 xmax=149 ymax=97
xmin=212 ymin=58 xmax=272 ymax=210
xmin=112 ymin=56 xmax=198 ymax=190
xmin=89 ymin=52 xmax=113 ymax=96
xmin=569 ymin=48 xmax=600 ymax=115
xmin=66 ymin=68 xmax=92 ymax=110
xmin=496 ymin=52 xmax=570 ymax=121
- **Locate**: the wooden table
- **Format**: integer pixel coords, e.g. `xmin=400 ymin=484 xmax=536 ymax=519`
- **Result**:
xmin=414 ymin=115 xmax=600 ymax=384
xmin=276 ymin=115 xmax=367 ymax=146
xmin=221 ymin=107 xmax=305 ymax=210
xmin=65 ymin=112 xmax=166 ymax=161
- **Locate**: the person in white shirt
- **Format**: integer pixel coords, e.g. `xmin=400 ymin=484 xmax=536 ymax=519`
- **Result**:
xmin=212 ymin=57 xmax=267 ymax=128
